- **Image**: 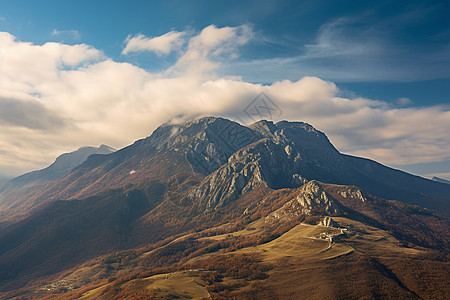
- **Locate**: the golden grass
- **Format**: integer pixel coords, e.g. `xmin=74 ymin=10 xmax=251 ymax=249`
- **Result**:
xmin=332 ymin=217 xmax=424 ymax=256
xmin=219 ymin=221 xmax=354 ymax=262
xmin=144 ymin=271 xmax=210 ymax=299
xmin=79 ymin=271 xmax=211 ymax=300
xmin=78 ymin=284 xmax=108 ymax=299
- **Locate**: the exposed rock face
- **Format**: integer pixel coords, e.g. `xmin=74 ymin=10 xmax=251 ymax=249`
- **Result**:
xmin=184 ymin=139 xmax=280 ymax=210
xmin=319 ymin=216 xmax=339 ymax=227
xmin=177 ymin=119 xmax=345 ymax=211
xmin=293 ymin=181 xmax=342 ymax=215
xmin=184 ymin=136 xmax=313 ymax=210
xmin=338 ymin=186 xmax=367 ymax=202
xmin=251 ymin=120 xmax=342 ymax=170
xmin=147 ymin=117 xmax=262 ymax=175
xmin=268 ymin=181 xmax=343 ymax=220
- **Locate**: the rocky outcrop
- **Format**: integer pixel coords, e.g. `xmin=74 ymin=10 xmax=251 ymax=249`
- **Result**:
xmin=268 ymin=181 xmax=343 ymax=220
xmin=338 ymin=186 xmax=367 ymax=202
xmin=186 ymin=160 xmax=265 ymax=210
xmin=251 ymin=120 xmax=342 ymax=170
xmin=184 ymin=139 xmax=282 ymax=210
xmin=319 ymin=216 xmax=339 ymax=227
xmin=294 ymin=181 xmax=342 ymax=215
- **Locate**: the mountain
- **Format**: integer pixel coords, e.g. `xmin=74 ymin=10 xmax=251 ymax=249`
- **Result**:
xmin=0 ymin=117 xmax=449 ymax=299
xmin=0 ymin=145 xmax=115 ymax=225
xmin=3 ymin=117 xmax=449 ymax=223
xmin=432 ymin=176 xmax=450 ymax=185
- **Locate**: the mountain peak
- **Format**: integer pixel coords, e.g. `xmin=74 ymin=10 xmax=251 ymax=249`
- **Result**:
xmin=49 ymin=145 xmax=115 ymax=172
xmin=98 ymin=144 xmax=115 ymax=152
xmin=275 ymin=120 xmax=314 ymax=130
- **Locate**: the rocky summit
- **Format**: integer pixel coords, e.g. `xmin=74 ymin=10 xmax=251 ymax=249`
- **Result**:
xmin=0 ymin=116 xmax=449 ymax=299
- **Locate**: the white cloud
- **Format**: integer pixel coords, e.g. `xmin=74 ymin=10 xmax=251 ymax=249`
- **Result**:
xmin=122 ymin=31 xmax=185 ymax=55
xmin=168 ymin=24 xmax=253 ymax=75
xmin=51 ymin=29 xmax=81 ymax=41
xmin=0 ymin=27 xmax=449 ymax=179
xmin=0 ymin=32 xmax=101 ymax=87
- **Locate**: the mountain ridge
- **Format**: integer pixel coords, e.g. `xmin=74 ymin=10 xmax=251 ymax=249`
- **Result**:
xmin=2 ymin=116 xmax=450 ymax=225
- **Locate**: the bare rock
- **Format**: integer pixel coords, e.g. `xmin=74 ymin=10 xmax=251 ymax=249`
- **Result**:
xmin=319 ymin=216 xmax=338 ymax=227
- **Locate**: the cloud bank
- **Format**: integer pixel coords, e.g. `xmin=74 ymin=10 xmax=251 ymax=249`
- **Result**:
xmin=0 ymin=26 xmax=449 ymax=179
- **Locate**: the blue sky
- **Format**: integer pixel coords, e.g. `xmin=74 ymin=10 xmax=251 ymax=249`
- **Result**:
xmin=0 ymin=0 xmax=449 ymax=180
xmin=2 ymin=0 xmax=450 ymax=103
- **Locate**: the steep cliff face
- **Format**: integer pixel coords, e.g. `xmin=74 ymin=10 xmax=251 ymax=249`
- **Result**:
xmin=250 ymin=120 xmax=343 ymax=171
xmin=182 ymin=137 xmax=311 ymax=211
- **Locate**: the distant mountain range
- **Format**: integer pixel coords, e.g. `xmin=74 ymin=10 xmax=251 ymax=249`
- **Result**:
xmin=0 ymin=117 xmax=448 ymax=299
xmin=0 ymin=144 xmax=115 ymax=225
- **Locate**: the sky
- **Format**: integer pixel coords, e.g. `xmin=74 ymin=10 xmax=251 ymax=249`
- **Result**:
xmin=0 ymin=0 xmax=449 ymax=182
